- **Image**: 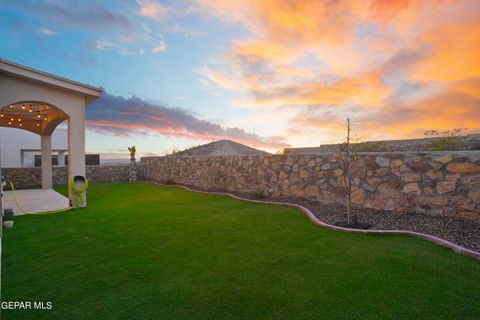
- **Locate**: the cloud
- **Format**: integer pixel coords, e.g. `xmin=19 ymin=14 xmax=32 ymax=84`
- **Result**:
xmin=39 ymin=27 xmax=56 ymax=36
xmin=8 ymin=1 xmax=154 ymax=55
xmin=137 ymin=0 xmax=168 ymax=21
xmin=152 ymin=34 xmax=166 ymax=53
xmin=195 ymin=66 xmax=243 ymax=91
xmin=86 ymin=92 xmax=290 ymax=149
xmin=84 ymin=40 xmax=145 ymax=56
xmin=290 ymin=78 xmax=480 ymax=140
xmin=12 ymin=1 xmax=136 ymax=33
xmin=190 ymin=0 xmax=480 ymax=144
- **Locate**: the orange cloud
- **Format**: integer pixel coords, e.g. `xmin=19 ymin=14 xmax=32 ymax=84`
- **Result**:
xmin=290 ymin=81 xmax=480 ymax=141
xmin=137 ymin=0 xmax=167 ymax=20
xmin=193 ymin=0 xmax=480 ymax=143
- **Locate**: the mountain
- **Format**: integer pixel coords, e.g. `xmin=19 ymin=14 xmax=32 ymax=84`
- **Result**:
xmin=172 ymin=140 xmax=269 ymax=156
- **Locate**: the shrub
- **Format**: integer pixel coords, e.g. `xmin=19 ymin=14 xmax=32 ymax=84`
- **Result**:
xmin=164 ymin=177 xmax=175 ymax=185
xmin=254 ymin=189 xmax=265 ymax=199
xmin=424 ymin=128 xmax=467 ymax=151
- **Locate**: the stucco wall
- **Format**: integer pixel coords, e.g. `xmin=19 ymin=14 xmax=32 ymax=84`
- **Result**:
xmin=141 ymin=152 xmax=480 ymax=219
xmin=3 ymin=164 xmax=140 ymax=189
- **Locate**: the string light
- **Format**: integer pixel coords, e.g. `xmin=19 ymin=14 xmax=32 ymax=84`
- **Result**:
xmin=0 ymin=113 xmax=3 ymax=118
xmin=37 ymin=112 xmax=41 ymax=118
xmin=36 ymin=122 xmax=40 ymax=127
xmin=44 ymin=116 xmax=48 ymax=121
xmin=8 ymin=121 xmax=11 ymax=125
xmin=29 ymin=107 xmax=33 ymax=113
xmin=19 ymin=123 xmax=22 ymax=127
xmin=10 ymin=118 xmax=14 ymax=122
xmin=9 ymin=105 xmax=13 ymax=109
xmin=17 ymin=118 xmax=21 ymax=122
xmin=21 ymin=104 xmax=26 ymax=110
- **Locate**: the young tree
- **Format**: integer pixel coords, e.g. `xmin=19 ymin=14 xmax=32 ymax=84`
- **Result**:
xmin=336 ymin=119 xmax=352 ymax=224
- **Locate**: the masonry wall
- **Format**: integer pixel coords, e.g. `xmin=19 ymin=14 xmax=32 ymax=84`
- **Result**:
xmin=285 ymin=133 xmax=480 ymax=153
xmin=141 ymin=152 xmax=480 ymax=219
xmin=3 ymin=164 xmax=139 ymax=189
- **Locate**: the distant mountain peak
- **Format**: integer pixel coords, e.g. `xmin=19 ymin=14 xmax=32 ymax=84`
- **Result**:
xmin=172 ymin=140 xmax=269 ymax=156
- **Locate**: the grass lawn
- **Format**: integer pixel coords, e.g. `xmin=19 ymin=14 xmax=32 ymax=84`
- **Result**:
xmin=2 ymin=182 xmax=479 ymax=319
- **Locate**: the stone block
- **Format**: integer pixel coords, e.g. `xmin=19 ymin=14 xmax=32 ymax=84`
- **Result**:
xmin=375 ymin=156 xmax=390 ymax=167
xmin=402 ymin=183 xmax=421 ymax=195
xmin=401 ymin=172 xmax=421 ymax=182
xmin=446 ymin=162 xmax=480 ymax=173
xmin=436 ymin=180 xmax=457 ymax=194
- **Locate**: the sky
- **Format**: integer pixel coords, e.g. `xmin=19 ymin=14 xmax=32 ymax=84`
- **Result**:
xmin=1 ymin=0 xmax=479 ymax=158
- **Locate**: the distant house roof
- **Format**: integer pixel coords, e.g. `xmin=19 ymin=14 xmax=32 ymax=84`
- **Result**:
xmin=0 ymin=58 xmax=102 ymax=103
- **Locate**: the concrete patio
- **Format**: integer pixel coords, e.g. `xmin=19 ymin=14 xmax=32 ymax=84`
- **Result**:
xmin=3 ymin=189 xmax=69 ymax=215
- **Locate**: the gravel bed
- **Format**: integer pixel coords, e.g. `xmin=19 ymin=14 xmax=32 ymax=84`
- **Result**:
xmin=177 ymin=184 xmax=480 ymax=252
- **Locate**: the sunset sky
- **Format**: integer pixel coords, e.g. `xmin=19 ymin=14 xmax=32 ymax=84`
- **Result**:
xmin=1 ymin=0 xmax=479 ymax=157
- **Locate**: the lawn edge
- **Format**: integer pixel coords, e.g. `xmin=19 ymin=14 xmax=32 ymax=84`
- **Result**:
xmin=153 ymin=182 xmax=480 ymax=260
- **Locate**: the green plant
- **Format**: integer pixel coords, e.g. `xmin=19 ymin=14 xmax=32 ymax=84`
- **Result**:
xmin=424 ymin=128 xmax=468 ymax=151
xmin=2 ymin=182 xmax=479 ymax=320
xmin=254 ymin=189 xmax=265 ymax=199
xmin=164 ymin=177 xmax=175 ymax=185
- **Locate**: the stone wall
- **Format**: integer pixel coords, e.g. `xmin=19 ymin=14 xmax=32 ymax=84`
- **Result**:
xmin=285 ymin=133 xmax=480 ymax=153
xmin=3 ymin=164 xmax=140 ymax=189
xmin=141 ymin=152 xmax=480 ymax=219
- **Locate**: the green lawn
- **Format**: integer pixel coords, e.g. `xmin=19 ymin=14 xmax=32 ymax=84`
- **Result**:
xmin=2 ymin=182 xmax=479 ymax=319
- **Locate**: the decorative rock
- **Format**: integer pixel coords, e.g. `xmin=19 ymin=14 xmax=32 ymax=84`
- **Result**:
xmin=366 ymin=176 xmax=382 ymax=186
xmin=428 ymin=161 xmax=443 ymax=170
xmin=333 ymin=168 xmax=343 ymax=177
xmin=350 ymin=158 xmax=366 ymax=177
xmin=304 ymin=185 xmax=320 ymax=199
xmin=433 ymin=155 xmax=452 ymax=164
xmin=374 ymin=168 xmax=389 ymax=176
xmin=299 ymin=170 xmax=309 ymax=179
xmin=375 ymin=156 xmax=390 ymax=167
xmin=402 ymin=183 xmax=421 ymax=195
xmin=351 ymin=189 xmax=366 ymax=205
xmin=445 ymin=173 xmax=460 ymax=182
xmin=410 ymin=162 xmax=428 ymax=172
xmin=279 ymin=171 xmax=288 ymax=180
xmin=425 ymin=170 xmax=443 ymax=180
xmin=418 ymin=196 xmax=448 ymax=207
xmin=321 ymin=163 xmax=331 ymax=170
xmin=401 ymin=172 xmax=421 ymax=182
xmin=446 ymin=162 xmax=480 ymax=173
xmin=390 ymin=159 xmax=403 ymax=175
xmin=377 ymin=183 xmax=400 ymax=200
xmin=436 ymin=180 xmax=457 ymax=194
xmin=362 ymin=183 xmax=376 ymax=192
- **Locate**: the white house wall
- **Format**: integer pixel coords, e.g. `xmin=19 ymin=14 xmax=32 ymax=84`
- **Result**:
xmin=0 ymin=127 xmax=68 ymax=167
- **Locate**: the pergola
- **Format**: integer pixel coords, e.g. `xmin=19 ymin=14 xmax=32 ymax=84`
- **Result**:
xmin=0 ymin=58 xmax=101 ymax=195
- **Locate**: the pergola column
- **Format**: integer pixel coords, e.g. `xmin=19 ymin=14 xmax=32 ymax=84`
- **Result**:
xmin=67 ymin=111 xmax=85 ymax=194
xmin=41 ymin=134 xmax=52 ymax=189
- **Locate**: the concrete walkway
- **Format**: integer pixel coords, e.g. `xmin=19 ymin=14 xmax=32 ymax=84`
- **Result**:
xmin=3 ymin=189 xmax=69 ymax=215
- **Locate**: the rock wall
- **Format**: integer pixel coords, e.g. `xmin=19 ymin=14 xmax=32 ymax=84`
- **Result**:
xmin=3 ymin=164 xmax=140 ymax=189
xmin=285 ymin=133 xmax=480 ymax=153
xmin=141 ymin=152 xmax=480 ymax=219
